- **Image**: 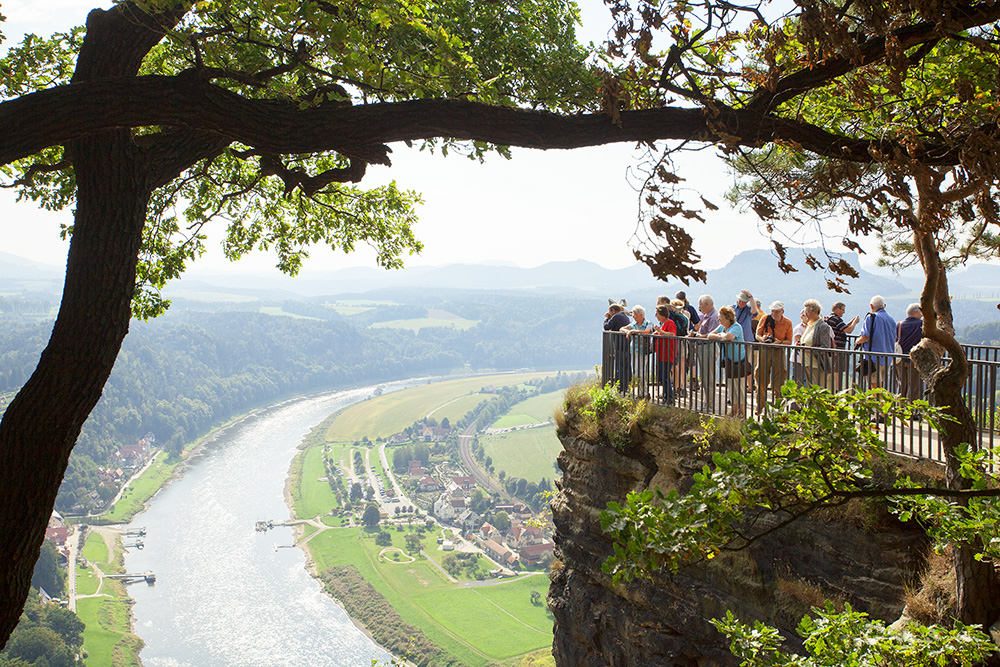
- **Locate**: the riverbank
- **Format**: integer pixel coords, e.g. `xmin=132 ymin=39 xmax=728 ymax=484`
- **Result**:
xmin=287 ymin=372 xmax=566 ymax=667
xmin=74 ymin=394 xmax=332 ymax=662
xmin=73 ymin=525 xmax=144 ymax=667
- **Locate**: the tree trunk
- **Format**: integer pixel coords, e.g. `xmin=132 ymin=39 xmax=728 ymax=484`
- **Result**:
xmin=0 ymin=132 xmax=150 ymax=646
xmin=0 ymin=4 xmax=181 ymax=648
xmin=910 ymin=185 xmax=1000 ymax=628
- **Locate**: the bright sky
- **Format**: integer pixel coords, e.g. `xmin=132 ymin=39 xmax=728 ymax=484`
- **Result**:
xmin=0 ymin=0 xmax=798 ymax=279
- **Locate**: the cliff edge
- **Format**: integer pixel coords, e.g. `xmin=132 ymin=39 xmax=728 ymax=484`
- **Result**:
xmin=548 ymin=391 xmax=934 ymax=666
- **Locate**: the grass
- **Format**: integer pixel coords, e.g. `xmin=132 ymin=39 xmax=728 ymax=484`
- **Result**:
xmin=306 ymin=526 xmax=553 ymax=665
xmin=517 ymin=650 xmax=557 ymax=667
xmin=490 ymin=392 xmax=564 ymax=429
xmin=76 ymin=562 xmax=100 ymax=596
xmin=82 ymin=531 xmax=110 ymax=562
xmin=172 ymin=290 xmax=258 ymax=303
xmin=96 ymin=451 xmax=180 ymax=525
xmin=259 ymin=305 xmax=320 ymax=320
xmin=371 ymin=316 xmax=481 ymax=332
xmin=325 ymin=372 xmax=565 ymax=443
xmin=426 ymin=392 xmax=496 ymax=424
xmin=482 ymin=427 xmax=562 ymax=486
xmin=294 ymin=446 xmax=340 ymax=519
xmin=78 ymin=533 xmax=144 ymax=666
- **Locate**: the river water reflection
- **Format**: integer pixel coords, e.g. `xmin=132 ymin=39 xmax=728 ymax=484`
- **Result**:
xmin=124 ymin=382 xmax=420 ymax=666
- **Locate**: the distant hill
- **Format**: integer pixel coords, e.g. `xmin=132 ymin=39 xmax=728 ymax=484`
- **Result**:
xmin=0 ymin=251 xmax=63 ymax=293
xmin=2 ymin=247 xmax=998 ymax=325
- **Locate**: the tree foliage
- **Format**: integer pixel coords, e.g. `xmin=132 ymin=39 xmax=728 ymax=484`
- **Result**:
xmin=362 ymin=502 xmax=381 ymax=528
xmin=713 ymin=604 xmax=993 ymax=667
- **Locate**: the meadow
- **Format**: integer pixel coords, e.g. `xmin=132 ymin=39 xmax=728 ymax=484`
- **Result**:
xmin=77 ymin=530 xmax=144 ymax=667
xmin=292 ymin=445 xmax=341 ymax=519
xmin=480 ymin=391 xmax=565 ymax=485
xmin=371 ymin=315 xmax=480 ymax=332
xmin=481 ymin=427 xmax=562 ymax=486
xmin=307 ymin=526 xmax=552 ymax=665
xmin=489 ymin=391 xmax=564 ymax=429
xmin=324 ymin=372 xmax=564 ymax=443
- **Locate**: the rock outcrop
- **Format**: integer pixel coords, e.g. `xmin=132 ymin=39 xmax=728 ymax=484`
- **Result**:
xmin=548 ymin=413 xmax=929 ymax=667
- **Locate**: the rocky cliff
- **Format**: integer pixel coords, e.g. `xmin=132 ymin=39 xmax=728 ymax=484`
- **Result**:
xmin=548 ymin=405 xmax=932 ymax=667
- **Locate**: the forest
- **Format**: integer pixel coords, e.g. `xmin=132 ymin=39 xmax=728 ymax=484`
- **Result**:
xmin=0 ymin=291 xmax=597 ymax=514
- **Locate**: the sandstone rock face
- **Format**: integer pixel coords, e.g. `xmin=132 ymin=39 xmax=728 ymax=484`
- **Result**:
xmin=548 ymin=421 xmax=929 ymax=667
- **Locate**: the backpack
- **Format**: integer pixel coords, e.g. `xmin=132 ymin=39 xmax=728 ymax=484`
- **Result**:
xmin=668 ymin=310 xmax=689 ymax=337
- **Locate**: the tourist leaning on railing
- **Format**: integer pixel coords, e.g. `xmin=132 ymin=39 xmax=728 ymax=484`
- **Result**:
xmin=623 ymin=305 xmax=653 ymax=393
xmin=669 ymin=299 xmax=692 ymax=397
xmin=825 ymin=301 xmax=859 ymax=391
xmin=691 ymin=295 xmax=721 ymax=411
xmin=754 ymin=301 xmax=794 ymax=416
xmin=855 ymin=295 xmax=897 ymax=391
xmin=603 ymin=302 xmax=631 ymax=391
xmin=800 ymin=299 xmax=835 ymax=391
xmin=897 ymin=303 xmax=924 ymax=401
xmin=708 ymin=306 xmax=749 ymax=418
xmin=652 ymin=304 xmax=678 ymax=405
xmin=792 ymin=309 xmax=809 ymax=384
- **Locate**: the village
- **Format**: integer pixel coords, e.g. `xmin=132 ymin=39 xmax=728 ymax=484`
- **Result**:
xmin=324 ymin=414 xmax=556 ymax=575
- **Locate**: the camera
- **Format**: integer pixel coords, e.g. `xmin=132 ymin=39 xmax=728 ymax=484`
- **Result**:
xmin=764 ymin=334 xmax=775 ymax=343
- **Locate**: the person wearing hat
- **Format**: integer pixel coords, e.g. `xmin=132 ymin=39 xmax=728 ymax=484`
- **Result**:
xmin=754 ymin=301 xmax=794 ymax=414
xmin=733 ymin=289 xmax=759 ymax=395
xmin=733 ymin=290 xmax=759 ymax=342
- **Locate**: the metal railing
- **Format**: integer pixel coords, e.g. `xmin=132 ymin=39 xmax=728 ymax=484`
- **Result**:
xmin=601 ymin=331 xmax=1000 ymax=462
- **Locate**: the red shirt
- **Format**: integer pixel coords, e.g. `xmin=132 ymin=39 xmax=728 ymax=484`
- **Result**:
xmin=654 ymin=319 xmax=677 ymax=363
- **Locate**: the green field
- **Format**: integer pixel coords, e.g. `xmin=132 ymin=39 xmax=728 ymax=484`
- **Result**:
xmin=482 ymin=427 xmax=562 ymax=486
xmin=77 ymin=531 xmax=143 ymax=667
xmin=293 ymin=446 xmax=340 ymax=519
xmin=259 ymin=305 xmax=320 ymax=320
xmin=371 ymin=315 xmax=481 ymax=332
xmin=307 ymin=526 xmax=552 ymax=665
xmin=325 ymin=372 xmax=565 ymax=443
xmin=426 ymin=392 xmax=496 ymax=424
xmin=490 ymin=392 xmax=564 ymax=429
xmin=172 ymin=291 xmax=258 ymax=303
xmin=82 ymin=531 xmax=109 ymax=562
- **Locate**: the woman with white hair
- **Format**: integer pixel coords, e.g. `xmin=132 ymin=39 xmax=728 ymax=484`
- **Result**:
xmin=799 ymin=299 xmax=834 ymax=389
xmin=623 ymin=305 xmax=653 ymax=393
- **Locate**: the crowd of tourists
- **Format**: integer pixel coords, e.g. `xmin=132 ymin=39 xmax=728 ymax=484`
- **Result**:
xmin=603 ymin=290 xmax=925 ymax=418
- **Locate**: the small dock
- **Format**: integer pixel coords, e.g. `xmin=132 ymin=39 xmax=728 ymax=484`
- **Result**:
xmin=125 ymin=527 xmax=146 ymax=537
xmin=106 ymin=571 xmax=156 ymax=584
xmin=255 ymin=519 xmax=299 ymax=532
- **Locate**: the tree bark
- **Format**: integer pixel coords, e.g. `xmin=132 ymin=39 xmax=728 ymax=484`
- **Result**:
xmin=0 ymin=3 xmax=183 ymax=648
xmin=910 ymin=182 xmax=1000 ymax=628
xmin=0 ymin=132 xmax=151 ymax=646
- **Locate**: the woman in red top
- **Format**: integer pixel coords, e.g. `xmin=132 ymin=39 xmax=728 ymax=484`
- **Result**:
xmin=652 ymin=305 xmax=678 ymax=404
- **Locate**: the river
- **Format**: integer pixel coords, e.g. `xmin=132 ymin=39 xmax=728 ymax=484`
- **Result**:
xmin=123 ymin=381 xmax=422 ymax=667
